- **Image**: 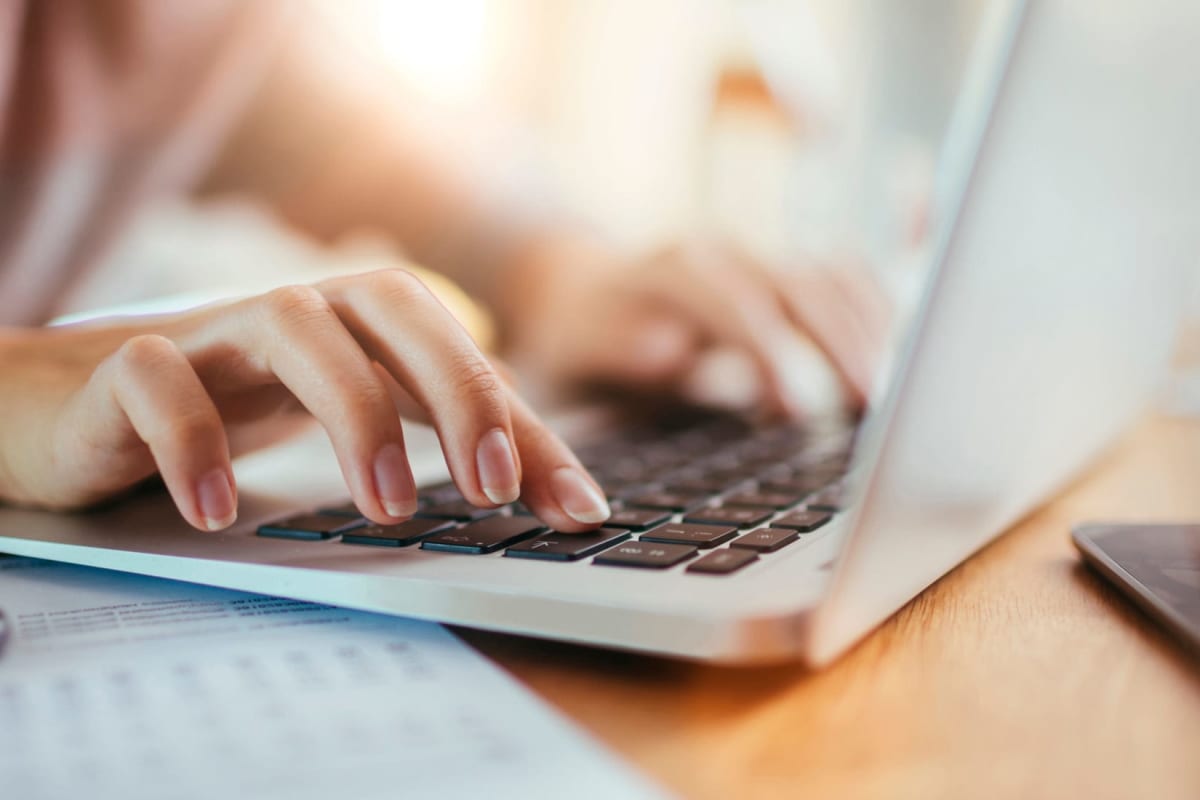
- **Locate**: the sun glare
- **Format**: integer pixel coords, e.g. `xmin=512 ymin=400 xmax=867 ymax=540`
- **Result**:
xmin=341 ymin=0 xmax=493 ymax=103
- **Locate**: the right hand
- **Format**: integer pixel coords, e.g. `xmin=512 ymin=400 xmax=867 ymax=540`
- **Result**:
xmin=502 ymin=238 xmax=891 ymax=416
xmin=0 ymin=269 xmax=611 ymax=533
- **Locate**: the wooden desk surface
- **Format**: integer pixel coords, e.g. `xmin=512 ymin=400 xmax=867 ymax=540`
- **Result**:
xmin=464 ymin=413 xmax=1200 ymax=799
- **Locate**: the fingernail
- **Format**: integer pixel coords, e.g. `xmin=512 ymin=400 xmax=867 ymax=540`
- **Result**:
xmin=197 ymin=469 xmax=237 ymax=531
xmin=374 ymin=443 xmax=417 ymax=518
xmin=550 ymin=467 xmax=610 ymax=524
xmin=476 ymin=428 xmax=521 ymax=505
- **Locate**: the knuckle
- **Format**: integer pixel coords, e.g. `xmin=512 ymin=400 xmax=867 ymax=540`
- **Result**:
xmin=110 ymin=334 xmax=181 ymax=376
xmin=339 ymin=374 xmax=393 ymax=418
xmin=260 ymin=284 xmax=332 ymax=328
xmin=155 ymin=409 xmax=222 ymax=452
xmin=363 ymin=268 xmax=433 ymax=307
xmin=447 ymin=356 xmax=505 ymax=410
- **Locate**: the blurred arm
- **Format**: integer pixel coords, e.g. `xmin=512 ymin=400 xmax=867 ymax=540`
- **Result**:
xmin=196 ymin=7 xmax=566 ymax=338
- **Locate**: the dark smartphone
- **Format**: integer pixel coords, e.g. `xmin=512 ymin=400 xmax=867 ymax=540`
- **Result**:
xmin=1073 ymin=523 xmax=1200 ymax=658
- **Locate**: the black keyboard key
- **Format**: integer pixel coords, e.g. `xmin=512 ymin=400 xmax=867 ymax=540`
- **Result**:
xmin=723 ymin=490 xmax=805 ymax=511
xmin=769 ymin=511 xmax=832 ymax=532
xmin=640 ymin=522 xmax=738 ymax=549
xmin=257 ymin=513 xmax=367 ymax=541
xmin=683 ymin=506 xmax=774 ymax=529
xmin=687 ymin=548 xmax=759 ymax=575
xmin=730 ymin=528 xmax=799 ymax=553
xmin=505 ymin=528 xmax=631 ymax=562
xmin=416 ymin=501 xmax=498 ymax=522
xmin=626 ymin=492 xmax=709 ymax=513
xmin=420 ymin=516 xmax=546 ymax=554
xmin=342 ymin=518 xmax=454 ymax=547
xmin=606 ymin=508 xmax=672 ymax=531
xmin=593 ymin=541 xmax=697 ymax=569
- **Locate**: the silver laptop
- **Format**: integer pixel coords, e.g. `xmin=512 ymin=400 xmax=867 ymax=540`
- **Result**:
xmin=1 ymin=0 xmax=1196 ymax=665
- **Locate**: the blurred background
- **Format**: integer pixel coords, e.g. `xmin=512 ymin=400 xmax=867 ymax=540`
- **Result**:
xmin=60 ymin=0 xmax=1200 ymax=406
xmin=64 ymin=0 xmax=989 ymax=313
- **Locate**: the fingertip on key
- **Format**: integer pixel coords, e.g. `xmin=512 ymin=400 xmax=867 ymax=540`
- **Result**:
xmin=476 ymin=428 xmax=522 ymax=506
xmin=373 ymin=443 xmax=418 ymax=519
xmin=197 ymin=469 xmax=237 ymax=531
xmin=550 ymin=467 xmax=611 ymax=526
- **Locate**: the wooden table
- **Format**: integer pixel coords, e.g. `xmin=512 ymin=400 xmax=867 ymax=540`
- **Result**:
xmin=464 ymin=412 xmax=1200 ymax=799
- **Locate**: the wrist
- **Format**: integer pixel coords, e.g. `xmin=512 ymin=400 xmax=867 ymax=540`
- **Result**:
xmin=0 ymin=330 xmax=37 ymax=504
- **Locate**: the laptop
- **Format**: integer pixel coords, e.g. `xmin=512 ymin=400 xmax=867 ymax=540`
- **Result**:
xmin=0 ymin=0 xmax=1196 ymax=665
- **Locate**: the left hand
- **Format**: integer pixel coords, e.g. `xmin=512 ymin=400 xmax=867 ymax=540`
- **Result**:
xmin=500 ymin=238 xmax=891 ymax=416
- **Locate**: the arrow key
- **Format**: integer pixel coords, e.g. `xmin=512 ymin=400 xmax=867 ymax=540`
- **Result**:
xmin=505 ymin=528 xmax=631 ymax=562
xmin=420 ymin=516 xmax=546 ymax=554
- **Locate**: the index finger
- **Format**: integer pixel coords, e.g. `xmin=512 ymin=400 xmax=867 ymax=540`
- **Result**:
xmin=322 ymin=270 xmax=611 ymax=529
xmin=318 ymin=270 xmax=522 ymax=510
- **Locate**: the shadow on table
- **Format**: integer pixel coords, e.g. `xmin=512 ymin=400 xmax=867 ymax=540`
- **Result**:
xmin=456 ymin=625 xmax=817 ymax=704
xmin=1070 ymin=560 xmax=1200 ymax=681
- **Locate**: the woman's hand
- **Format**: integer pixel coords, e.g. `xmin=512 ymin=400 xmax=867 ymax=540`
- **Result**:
xmin=0 ymin=270 xmax=611 ymax=533
xmin=501 ymin=238 xmax=891 ymax=416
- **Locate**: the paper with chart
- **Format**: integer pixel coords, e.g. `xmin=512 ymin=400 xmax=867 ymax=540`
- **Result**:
xmin=0 ymin=556 xmax=666 ymax=800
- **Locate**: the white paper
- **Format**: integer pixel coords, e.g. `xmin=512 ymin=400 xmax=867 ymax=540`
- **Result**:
xmin=0 ymin=557 xmax=666 ymax=800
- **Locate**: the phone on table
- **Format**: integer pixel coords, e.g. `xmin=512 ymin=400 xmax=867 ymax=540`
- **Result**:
xmin=1073 ymin=523 xmax=1200 ymax=658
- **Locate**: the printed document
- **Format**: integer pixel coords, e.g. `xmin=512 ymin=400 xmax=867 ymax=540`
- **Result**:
xmin=0 ymin=556 xmax=666 ymax=800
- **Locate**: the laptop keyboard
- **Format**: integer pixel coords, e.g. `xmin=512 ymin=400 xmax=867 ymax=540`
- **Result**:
xmin=254 ymin=415 xmax=855 ymax=577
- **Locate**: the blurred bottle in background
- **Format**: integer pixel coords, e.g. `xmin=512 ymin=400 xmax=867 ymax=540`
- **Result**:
xmin=736 ymin=0 xmax=988 ymax=283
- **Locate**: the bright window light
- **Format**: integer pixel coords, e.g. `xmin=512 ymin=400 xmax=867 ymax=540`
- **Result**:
xmin=336 ymin=0 xmax=493 ymax=103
